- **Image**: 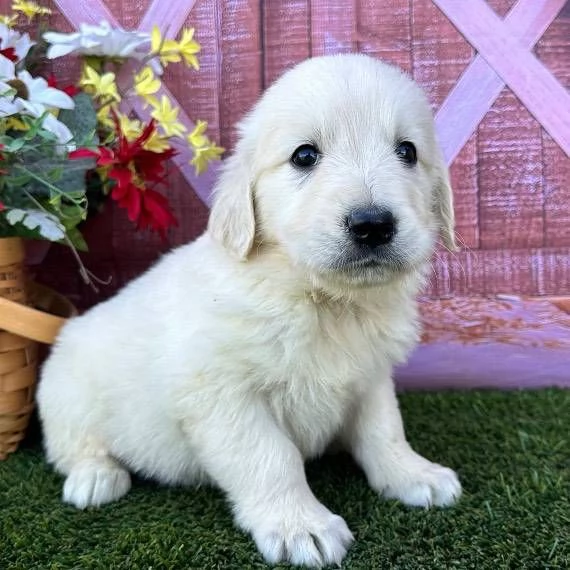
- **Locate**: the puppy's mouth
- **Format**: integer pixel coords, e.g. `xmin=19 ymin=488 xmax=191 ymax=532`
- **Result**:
xmin=338 ymin=248 xmax=408 ymax=271
xmin=331 ymin=251 xmax=410 ymax=280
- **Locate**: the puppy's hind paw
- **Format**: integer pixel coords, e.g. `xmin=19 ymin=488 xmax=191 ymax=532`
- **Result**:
xmin=63 ymin=457 xmax=131 ymax=509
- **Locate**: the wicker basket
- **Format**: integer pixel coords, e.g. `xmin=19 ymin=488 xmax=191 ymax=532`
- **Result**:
xmin=0 ymin=237 xmax=77 ymax=460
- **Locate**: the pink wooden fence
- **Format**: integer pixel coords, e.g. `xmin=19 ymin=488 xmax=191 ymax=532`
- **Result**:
xmin=1 ymin=0 xmax=568 ymax=307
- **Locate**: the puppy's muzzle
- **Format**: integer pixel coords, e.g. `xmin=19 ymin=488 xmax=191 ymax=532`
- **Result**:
xmin=346 ymin=207 xmax=397 ymax=248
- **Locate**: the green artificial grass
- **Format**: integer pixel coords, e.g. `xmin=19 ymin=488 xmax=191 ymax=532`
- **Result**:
xmin=1 ymin=389 xmax=569 ymax=569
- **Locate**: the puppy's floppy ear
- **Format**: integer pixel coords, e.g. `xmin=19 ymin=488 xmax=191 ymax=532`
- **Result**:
xmin=208 ymin=150 xmax=256 ymax=260
xmin=432 ymin=151 xmax=458 ymax=251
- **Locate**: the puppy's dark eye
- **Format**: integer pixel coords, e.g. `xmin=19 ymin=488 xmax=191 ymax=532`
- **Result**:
xmin=395 ymin=141 xmax=417 ymax=165
xmin=291 ymin=144 xmax=320 ymax=168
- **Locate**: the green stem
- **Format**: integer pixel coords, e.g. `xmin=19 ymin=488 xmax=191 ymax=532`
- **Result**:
xmin=19 ymin=187 xmax=107 ymax=292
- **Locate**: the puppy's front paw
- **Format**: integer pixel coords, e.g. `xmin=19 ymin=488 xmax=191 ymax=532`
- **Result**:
xmin=246 ymin=500 xmax=353 ymax=567
xmin=379 ymin=453 xmax=462 ymax=508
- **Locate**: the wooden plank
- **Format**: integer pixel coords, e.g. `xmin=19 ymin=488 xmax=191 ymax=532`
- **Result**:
xmin=411 ymin=0 xmax=478 ymax=248
xmin=411 ymin=0 xmax=473 ymax=110
xmin=425 ymin=247 xmax=570 ymax=298
xmin=217 ymin=1 xmax=263 ymax=151
xmin=447 ymin=136 xmax=479 ymax=249
xmin=50 ymin=0 xmax=116 ymax=26
xmin=310 ymin=0 xmax=357 ymax=56
xmin=102 ymin=0 xmax=142 ymax=29
xmin=536 ymin=7 xmax=570 ymax=250
xmin=436 ymin=0 xmax=567 ymax=165
xmin=263 ymin=0 xmax=311 ymax=88
xmin=477 ymin=89 xmax=544 ymax=251
xmin=139 ymin=0 xmax=199 ymax=35
xmin=356 ymin=0 xmax=412 ymax=73
xmin=542 ymin=132 xmax=570 ymax=249
xmin=433 ymin=0 xmax=570 ymax=157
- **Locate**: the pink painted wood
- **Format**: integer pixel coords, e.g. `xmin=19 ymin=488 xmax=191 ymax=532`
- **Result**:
xmin=52 ymin=0 xmax=220 ymax=205
xmin=434 ymin=0 xmax=570 ymax=159
xmin=311 ymin=0 xmax=357 ymax=56
xmin=436 ymin=0 xmax=566 ymax=164
xmin=48 ymin=0 xmax=116 ymax=25
xmin=137 ymin=0 xmax=199 ymax=35
xmin=6 ymin=0 xmax=567 ymax=304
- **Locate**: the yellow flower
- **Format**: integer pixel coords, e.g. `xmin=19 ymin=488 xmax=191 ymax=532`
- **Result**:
xmin=80 ymin=66 xmax=121 ymax=103
xmin=151 ymin=26 xmax=181 ymax=66
xmin=191 ymin=141 xmax=224 ymax=175
xmin=117 ymin=113 xmax=142 ymax=140
xmin=11 ymin=0 xmax=51 ymax=21
xmin=144 ymin=130 xmax=171 ymax=153
xmin=187 ymin=120 xmax=208 ymax=149
xmin=150 ymin=95 xmax=186 ymax=137
xmin=150 ymin=25 xmax=162 ymax=55
xmin=187 ymin=120 xmax=223 ymax=173
xmin=96 ymin=104 xmax=117 ymax=129
xmin=161 ymin=39 xmax=182 ymax=64
xmin=134 ymin=66 xmax=160 ymax=108
xmin=177 ymin=28 xmax=200 ymax=70
xmin=0 ymin=14 xmax=18 ymax=26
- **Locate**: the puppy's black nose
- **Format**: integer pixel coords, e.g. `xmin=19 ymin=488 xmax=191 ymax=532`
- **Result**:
xmin=346 ymin=208 xmax=396 ymax=248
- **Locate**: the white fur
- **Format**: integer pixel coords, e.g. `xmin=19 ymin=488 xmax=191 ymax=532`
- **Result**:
xmin=38 ymin=54 xmax=461 ymax=567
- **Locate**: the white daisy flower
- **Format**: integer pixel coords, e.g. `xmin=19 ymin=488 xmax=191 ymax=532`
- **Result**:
xmin=0 ymin=59 xmax=75 ymax=146
xmin=0 ymin=22 xmax=34 ymax=62
xmin=43 ymin=20 xmax=162 ymax=74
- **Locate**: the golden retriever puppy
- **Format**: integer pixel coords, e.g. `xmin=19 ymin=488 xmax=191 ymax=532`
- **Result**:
xmin=38 ymin=53 xmax=461 ymax=567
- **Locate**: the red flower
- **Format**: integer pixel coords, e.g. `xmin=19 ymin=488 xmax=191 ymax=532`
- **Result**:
xmin=47 ymin=74 xmax=80 ymax=97
xmin=70 ymin=117 xmax=178 ymax=239
xmin=0 ymin=47 xmax=18 ymax=62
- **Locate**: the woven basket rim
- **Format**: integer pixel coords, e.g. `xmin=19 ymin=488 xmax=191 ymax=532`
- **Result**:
xmin=0 ymin=282 xmax=77 ymax=345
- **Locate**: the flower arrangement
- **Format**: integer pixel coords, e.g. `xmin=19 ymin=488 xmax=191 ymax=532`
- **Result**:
xmin=0 ymin=1 xmax=223 ymax=286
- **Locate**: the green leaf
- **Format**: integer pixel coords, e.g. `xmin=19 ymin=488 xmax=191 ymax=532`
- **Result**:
xmin=5 ymin=208 xmax=66 ymax=241
xmin=36 ymin=127 xmax=58 ymax=142
xmin=11 ymin=155 xmax=96 ymax=198
xmin=47 ymin=167 xmax=64 ymax=182
xmin=59 ymin=93 xmax=99 ymax=147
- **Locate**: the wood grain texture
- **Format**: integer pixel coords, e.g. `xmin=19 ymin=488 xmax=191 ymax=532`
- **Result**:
xmin=477 ymin=89 xmax=544 ymax=250
xmin=356 ymin=0 xmax=412 ymax=73
xmin=427 ymin=248 xmax=570 ymax=298
xmin=411 ymin=0 xmax=479 ymax=249
xmin=447 ymin=136 xmax=479 ymax=250
xmin=217 ymin=1 xmax=263 ymax=151
xmin=102 ymin=0 xmax=146 ymax=29
xmin=310 ymin=0 xmax=357 ymax=56
xmin=537 ymin=6 xmax=570 ymax=250
xmin=263 ymin=0 xmax=311 ymax=87
xmin=411 ymin=0 xmax=473 ymax=109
